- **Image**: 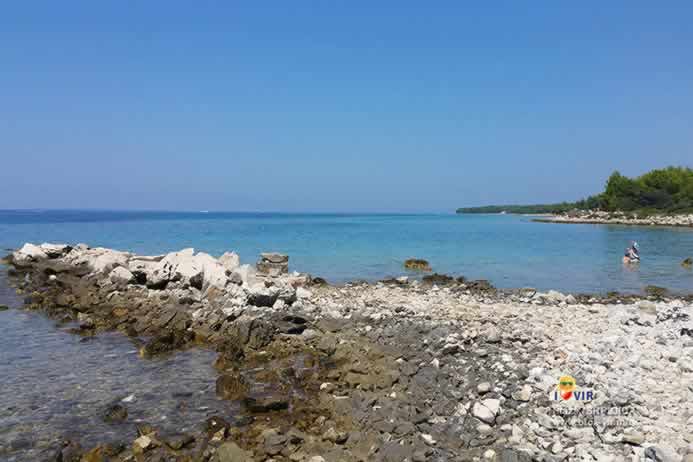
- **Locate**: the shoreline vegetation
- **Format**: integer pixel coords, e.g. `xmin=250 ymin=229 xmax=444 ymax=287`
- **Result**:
xmin=3 ymin=243 xmax=693 ymax=461
xmin=457 ymin=167 xmax=693 ymax=225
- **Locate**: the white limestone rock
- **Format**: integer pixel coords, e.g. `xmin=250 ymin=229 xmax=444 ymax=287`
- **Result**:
xmin=219 ymin=252 xmax=240 ymax=272
xmin=472 ymin=399 xmax=501 ymax=424
xmin=110 ymin=266 xmax=134 ymax=286
xmin=13 ymin=243 xmax=48 ymax=266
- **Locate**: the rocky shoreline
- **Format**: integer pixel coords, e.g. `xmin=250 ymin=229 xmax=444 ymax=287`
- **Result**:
xmin=3 ymin=243 xmax=693 ymax=462
xmin=533 ymin=210 xmax=693 ymax=228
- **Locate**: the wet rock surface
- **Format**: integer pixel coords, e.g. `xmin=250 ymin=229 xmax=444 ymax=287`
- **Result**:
xmin=3 ymin=243 xmax=693 ymax=461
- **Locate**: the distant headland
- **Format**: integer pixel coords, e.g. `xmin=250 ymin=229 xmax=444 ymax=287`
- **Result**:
xmin=457 ymin=166 xmax=693 ymax=217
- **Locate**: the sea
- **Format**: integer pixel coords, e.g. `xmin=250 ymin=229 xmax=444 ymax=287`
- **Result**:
xmin=1 ymin=209 xmax=693 ymax=294
xmin=2 ymin=209 xmax=693 ymax=459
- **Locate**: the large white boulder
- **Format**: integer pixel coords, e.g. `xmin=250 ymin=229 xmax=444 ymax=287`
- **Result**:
xmin=219 ymin=252 xmax=240 ymax=272
xmin=149 ymin=249 xmax=231 ymax=291
xmin=234 ymin=264 xmax=259 ymax=287
xmin=128 ymin=257 xmax=160 ymax=285
xmin=88 ymin=249 xmax=130 ymax=274
xmin=110 ymin=266 xmax=134 ymax=287
xmin=13 ymin=243 xmax=48 ymax=266
xmin=151 ymin=248 xmax=202 ymax=288
xmin=472 ymin=399 xmax=501 ymax=425
xmin=296 ymin=287 xmax=313 ymax=299
xmin=195 ymin=252 xmax=229 ymax=291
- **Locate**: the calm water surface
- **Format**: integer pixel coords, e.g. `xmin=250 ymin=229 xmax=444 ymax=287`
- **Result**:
xmin=0 ymin=268 xmax=229 ymax=461
xmin=1 ymin=210 xmax=693 ymax=459
xmin=2 ymin=210 xmax=693 ymax=294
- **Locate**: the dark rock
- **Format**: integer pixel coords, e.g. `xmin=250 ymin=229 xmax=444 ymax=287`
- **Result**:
xmin=56 ymin=440 xmax=84 ymax=462
xmin=215 ymin=372 xmax=249 ymax=400
xmin=205 ymin=415 xmax=230 ymax=437
xmin=500 ymin=449 xmax=533 ymax=462
xmin=404 ymin=258 xmax=431 ymax=271
xmin=380 ymin=277 xmax=408 ymax=286
xmin=228 ymin=272 xmax=243 ymax=285
xmin=247 ymin=288 xmax=279 ymax=307
xmin=136 ymin=422 xmax=157 ymax=437
xmin=682 ymin=257 xmax=692 ymax=268
xmin=644 ymin=446 xmax=674 ymax=462
xmin=139 ymin=329 xmax=191 ymax=356
xmin=102 ymin=402 xmax=128 ymax=423
xmin=422 ymin=273 xmax=455 ymax=285
xmin=189 ymin=272 xmax=204 ymax=290
xmin=467 ymin=279 xmax=495 ymax=292
xmin=146 ymin=277 xmax=168 ymax=290
xmin=214 ymin=342 xmax=245 ymax=369
xmin=275 ymin=314 xmax=309 ymax=335
xmin=0 ymin=304 xmax=9 ymax=311
xmin=164 ymin=432 xmax=195 ymax=450
xmin=263 ymin=433 xmax=287 ymax=456
xmin=215 ymin=441 xmax=252 ymax=461
xmin=645 ymin=285 xmax=668 ymax=297
xmin=227 ymin=318 xmax=274 ymax=349
xmin=323 ymin=427 xmax=349 ymax=444
xmin=243 ymin=397 xmax=289 ymax=413
xmin=377 ymin=441 xmax=415 ymax=461
xmin=310 ymin=276 xmax=328 ymax=286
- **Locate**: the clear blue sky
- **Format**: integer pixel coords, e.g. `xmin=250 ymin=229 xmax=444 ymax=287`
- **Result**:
xmin=1 ymin=2 xmax=692 ymax=212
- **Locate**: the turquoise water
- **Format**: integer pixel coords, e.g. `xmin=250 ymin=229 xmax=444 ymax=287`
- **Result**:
xmin=1 ymin=210 xmax=693 ymax=294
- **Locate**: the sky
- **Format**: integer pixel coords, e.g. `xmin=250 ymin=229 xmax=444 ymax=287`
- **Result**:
xmin=1 ymin=2 xmax=692 ymax=212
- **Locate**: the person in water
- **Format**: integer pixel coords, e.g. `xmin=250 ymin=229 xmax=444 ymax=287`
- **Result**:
xmin=623 ymin=241 xmax=640 ymax=263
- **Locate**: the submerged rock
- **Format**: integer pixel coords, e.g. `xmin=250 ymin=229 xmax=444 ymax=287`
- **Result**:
xmin=139 ymin=329 xmax=191 ymax=357
xmin=645 ymin=285 xmax=668 ymax=297
xmin=102 ymin=403 xmax=128 ymax=423
xmin=215 ymin=372 xmax=248 ymax=400
xmin=403 ymin=258 xmax=431 ymax=271
xmin=205 ymin=416 xmax=230 ymax=438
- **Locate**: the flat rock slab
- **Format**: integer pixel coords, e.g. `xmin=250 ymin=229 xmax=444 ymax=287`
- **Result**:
xmin=260 ymin=253 xmax=289 ymax=264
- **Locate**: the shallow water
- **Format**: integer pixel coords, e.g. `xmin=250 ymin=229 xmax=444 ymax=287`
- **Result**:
xmin=0 ymin=269 xmax=231 ymax=461
xmin=1 ymin=210 xmax=693 ymax=293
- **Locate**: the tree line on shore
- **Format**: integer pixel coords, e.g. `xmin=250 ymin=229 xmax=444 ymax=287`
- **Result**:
xmin=457 ymin=166 xmax=693 ymax=215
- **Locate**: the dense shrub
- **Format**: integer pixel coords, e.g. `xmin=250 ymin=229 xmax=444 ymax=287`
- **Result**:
xmin=457 ymin=166 xmax=693 ymax=214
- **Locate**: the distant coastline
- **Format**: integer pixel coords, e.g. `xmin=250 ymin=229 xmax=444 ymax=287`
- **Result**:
xmin=458 ymin=166 xmax=693 ymax=218
xmin=533 ymin=210 xmax=693 ymax=228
